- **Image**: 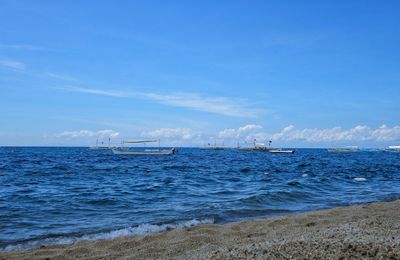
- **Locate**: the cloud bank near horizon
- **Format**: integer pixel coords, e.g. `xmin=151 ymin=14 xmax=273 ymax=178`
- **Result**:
xmin=53 ymin=124 xmax=400 ymax=147
xmin=55 ymin=130 xmax=120 ymax=139
xmin=271 ymin=125 xmax=400 ymax=142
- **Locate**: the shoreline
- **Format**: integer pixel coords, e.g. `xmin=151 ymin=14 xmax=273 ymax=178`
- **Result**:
xmin=1 ymin=200 xmax=399 ymax=259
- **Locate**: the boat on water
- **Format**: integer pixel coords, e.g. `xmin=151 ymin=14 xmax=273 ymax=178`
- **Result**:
xmin=201 ymin=147 xmax=225 ymax=150
xmin=269 ymin=149 xmax=295 ymax=154
xmin=382 ymin=146 xmax=400 ymax=153
xmin=236 ymin=140 xmax=273 ymax=152
xmin=328 ymin=146 xmax=360 ymax=152
xmin=90 ymin=138 xmax=114 ymax=150
xmin=200 ymin=141 xmax=225 ymax=150
xmin=112 ymin=140 xmax=175 ymax=155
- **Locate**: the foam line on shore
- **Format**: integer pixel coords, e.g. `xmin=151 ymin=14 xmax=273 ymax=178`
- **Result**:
xmin=1 ymin=218 xmax=214 ymax=252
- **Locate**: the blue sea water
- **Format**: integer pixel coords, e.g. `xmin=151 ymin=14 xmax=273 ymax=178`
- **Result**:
xmin=1 ymin=147 xmax=400 ymax=251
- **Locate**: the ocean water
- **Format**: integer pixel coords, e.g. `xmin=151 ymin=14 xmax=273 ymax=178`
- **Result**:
xmin=1 ymin=147 xmax=400 ymax=251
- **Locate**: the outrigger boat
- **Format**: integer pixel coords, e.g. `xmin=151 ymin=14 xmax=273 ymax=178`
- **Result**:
xmin=90 ymin=138 xmax=113 ymax=150
xmin=112 ymin=140 xmax=175 ymax=155
xmin=328 ymin=146 xmax=360 ymax=152
xmin=236 ymin=140 xmax=273 ymax=152
xmin=382 ymin=146 xmax=400 ymax=153
xmin=200 ymin=141 xmax=225 ymax=150
xmin=269 ymin=148 xmax=295 ymax=154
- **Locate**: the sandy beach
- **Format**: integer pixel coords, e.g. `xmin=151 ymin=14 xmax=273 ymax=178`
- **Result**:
xmin=1 ymin=200 xmax=399 ymax=259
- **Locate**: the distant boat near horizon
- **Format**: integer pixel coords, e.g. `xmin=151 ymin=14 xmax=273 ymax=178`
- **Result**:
xmin=328 ymin=146 xmax=360 ymax=152
xmin=201 ymin=147 xmax=225 ymax=150
xmin=200 ymin=141 xmax=225 ymax=150
xmin=269 ymin=148 xmax=295 ymax=154
xmin=89 ymin=138 xmax=114 ymax=150
xmin=111 ymin=140 xmax=176 ymax=155
xmin=382 ymin=146 xmax=400 ymax=153
xmin=200 ymin=140 xmax=296 ymax=154
xmin=235 ymin=140 xmax=274 ymax=152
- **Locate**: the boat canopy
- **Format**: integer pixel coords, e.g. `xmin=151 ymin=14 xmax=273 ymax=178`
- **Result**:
xmin=123 ymin=140 xmax=158 ymax=144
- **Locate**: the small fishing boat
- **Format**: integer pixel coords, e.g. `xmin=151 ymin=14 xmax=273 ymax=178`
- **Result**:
xmin=200 ymin=141 xmax=225 ymax=150
xmin=236 ymin=140 xmax=273 ymax=152
xmin=112 ymin=140 xmax=175 ymax=155
xmin=382 ymin=146 xmax=400 ymax=153
xmin=328 ymin=146 xmax=360 ymax=152
xmin=90 ymin=138 xmax=114 ymax=150
xmin=269 ymin=149 xmax=295 ymax=154
xmin=201 ymin=147 xmax=225 ymax=150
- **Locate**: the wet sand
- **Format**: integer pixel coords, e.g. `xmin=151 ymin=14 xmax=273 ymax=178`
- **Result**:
xmin=1 ymin=200 xmax=399 ymax=259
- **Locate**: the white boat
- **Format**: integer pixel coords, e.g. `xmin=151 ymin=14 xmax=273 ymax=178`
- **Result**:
xmin=201 ymin=147 xmax=225 ymax=150
xmin=112 ymin=140 xmax=175 ymax=155
xmin=112 ymin=148 xmax=175 ymax=155
xmin=383 ymin=146 xmax=400 ymax=153
xmin=200 ymin=141 xmax=225 ymax=150
xmin=269 ymin=149 xmax=295 ymax=154
xmin=236 ymin=140 xmax=273 ymax=152
xmin=90 ymin=138 xmax=114 ymax=150
xmin=328 ymin=146 xmax=360 ymax=152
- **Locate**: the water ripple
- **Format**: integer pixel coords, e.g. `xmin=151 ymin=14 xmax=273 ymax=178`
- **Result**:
xmin=0 ymin=147 xmax=399 ymax=250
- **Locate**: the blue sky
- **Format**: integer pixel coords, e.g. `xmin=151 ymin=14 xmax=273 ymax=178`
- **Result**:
xmin=1 ymin=0 xmax=399 ymax=147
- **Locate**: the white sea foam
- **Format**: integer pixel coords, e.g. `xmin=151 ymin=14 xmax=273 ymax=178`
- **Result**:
xmin=354 ymin=177 xmax=367 ymax=182
xmin=2 ymin=218 xmax=214 ymax=252
xmin=301 ymin=174 xmax=308 ymax=177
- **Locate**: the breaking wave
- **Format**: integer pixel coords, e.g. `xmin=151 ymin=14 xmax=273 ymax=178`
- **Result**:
xmin=1 ymin=218 xmax=214 ymax=252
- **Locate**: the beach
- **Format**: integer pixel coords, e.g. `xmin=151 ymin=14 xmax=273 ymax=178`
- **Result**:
xmin=2 ymin=199 xmax=399 ymax=259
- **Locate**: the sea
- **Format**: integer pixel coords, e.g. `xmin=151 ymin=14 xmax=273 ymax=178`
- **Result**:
xmin=1 ymin=147 xmax=400 ymax=251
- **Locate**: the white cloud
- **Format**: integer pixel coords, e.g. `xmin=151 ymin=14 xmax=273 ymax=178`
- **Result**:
xmin=0 ymin=59 xmax=26 ymax=70
xmin=216 ymin=124 xmax=400 ymax=146
xmin=238 ymin=124 xmax=263 ymax=132
xmin=143 ymin=125 xmax=265 ymax=147
xmin=0 ymin=44 xmax=44 ymax=51
xmin=271 ymin=125 xmax=400 ymax=142
xmin=218 ymin=128 xmax=237 ymax=138
xmin=47 ymin=72 xmax=78 ymax=82
xmin=370 ymin=125 xmax=400 ymax=141
xmin=218 ymin=124 xmax=263 ymax=139
xmin=61 ymin=86 xmax=129 ymax=97
xmin=50 ymin=125 xmax=400 ymax=146
xmin=217 ymin=124 xmax=267 ymax=146
xmin=55 ymin=129 xmax=120 ymax=138
xmin=142 ymin=92 xmax=260 ymax=118
xmin=142 ymin=128 xmax=196 ymax=140
xmin=61 ymin=86 xmax=262 ymax=118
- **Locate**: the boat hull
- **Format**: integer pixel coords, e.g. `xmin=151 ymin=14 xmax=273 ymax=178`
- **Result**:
xmin=89 ymin=147 xmax=113 ymax=150
xmin=112 ymin=148 xmax=175 ymax=155
xmin=327 ymin=149 xmax=359 ymax=152
xmin=269 ymin=150 xmax=295 ymax=154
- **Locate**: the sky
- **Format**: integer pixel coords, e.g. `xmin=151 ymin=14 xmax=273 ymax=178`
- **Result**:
xmin=0 ymin=0 xmax=399 ymax=147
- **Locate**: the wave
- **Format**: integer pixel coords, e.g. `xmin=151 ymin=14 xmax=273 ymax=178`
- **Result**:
xmin=1 ymin=218 xmax=214 ymax=252
xmin=225 ymin=208 xmax=292 ymax=217
xmin=238 ymin=190 xmax=313 ymax=205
